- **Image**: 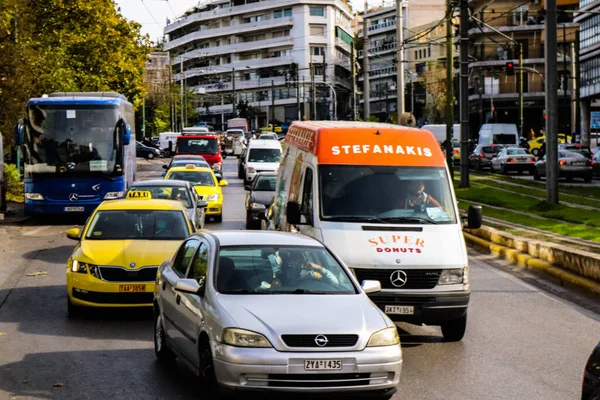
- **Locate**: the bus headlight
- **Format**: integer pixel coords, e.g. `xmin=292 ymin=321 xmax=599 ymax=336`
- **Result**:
xmin=104 ymin=192 xmax=124 ymax=200
xmin=25 ymin=193 xmax=44 ymax=201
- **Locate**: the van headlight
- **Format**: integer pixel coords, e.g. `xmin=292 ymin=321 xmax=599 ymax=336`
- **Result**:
xmin=438 ymin=268 xmax=466 ymax=285
xmin=367 ymin=327 xmax=400 ymax=347
xmin=222 ymin=328 xmax=272 ymax=348
xmin=25 ymin=193 xmax=44 ymax=201
xmin=104 ymin=191 xmax=124 ymax=200
xmin=247 ymin=167 xmax=255 ymax=173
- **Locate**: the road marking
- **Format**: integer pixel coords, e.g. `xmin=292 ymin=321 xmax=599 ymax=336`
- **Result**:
xmin=22 ymin=226 xmax=49 ymax=236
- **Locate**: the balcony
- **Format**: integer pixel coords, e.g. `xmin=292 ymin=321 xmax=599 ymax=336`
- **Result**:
xmin=358 ymin=66 xmax=397 ymax=81
xmin=358 ymin=41 xmax=397 ymax=58
xmin=468 ymin=11 xmax=576 ymax=37
xmin=468 ymin=46 xmax=572 ymax=68
xmin=173 ymin=38 xmax=294 ymax=64
xmin=367 ymin=19 xmax=396 ymax=34
xmin=467 ymin=78 xmax=570 ymax=101
xmin=165 ymin=17 xmax=294 ymax=51
xmin=335 ymin=38 xmax=352 ymax=52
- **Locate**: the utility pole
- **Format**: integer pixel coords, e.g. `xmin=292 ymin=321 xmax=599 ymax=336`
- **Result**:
xmin=231 ymin=67 xmax=236 ymax=116
xmin=396 ymin=0 xmax=405 ymax=122
xmin=445 ymin=0 xmax=454 ymax=177
xmin=311 ymin=63 xmax=316 ymax=119
xmin=271 ymin=80 xmax=275 ymax=127
xmin=142 ymin=97 xmax=146 ymax=139
xmin=363 ymin=17 xmax=370 ymax=119
xmin=478 ymin=68 xmax=484 ymax=128
xmin=545 ymin=0 xmax=559 ymax=204
xmin=518 ymin=43 xmax=524 ymax=138
xmin=180 ymin=57 xmax=184 ymax=130
xmin=574 ymin=32 xmax=581 ymax=140
xmin=351 ymin=41 xmax=357 ymax=120
xmin=221 ymin=95 xmax=225 ymax=130
xmin=296 ymin=66 xmax=301 ymax=120
xmin=459 ymin=0 xmax=469 ymax=187
xmin=563 ymin=26 xmax=570 ymax=136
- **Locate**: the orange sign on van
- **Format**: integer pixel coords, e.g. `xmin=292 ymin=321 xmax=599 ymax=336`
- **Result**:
xmin=285 ymin=121 xmax=445 ymax=167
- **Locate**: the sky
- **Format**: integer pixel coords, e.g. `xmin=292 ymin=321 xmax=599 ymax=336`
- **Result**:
xmin=115 ymin=0 xmax=367 ymax=43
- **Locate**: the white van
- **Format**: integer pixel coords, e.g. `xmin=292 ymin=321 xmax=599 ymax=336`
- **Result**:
xmin=477 ymin=123 xmax=519 ymax=146
xmin=243 ymin=139 xmax=282 ymax=184
xmin=265 ymin=121 xmax=482 ymax=341
xmin=158 ymin=132 xmax=179 ymax=156
xmin=421 ymin=124 xmax=460 ymax=143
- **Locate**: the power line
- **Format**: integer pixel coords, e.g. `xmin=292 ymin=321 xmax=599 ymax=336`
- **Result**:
xmin=140 ymin=0 xmax=161 ymax=26
xmin=156 ymin=0 xmax=178 ymax=20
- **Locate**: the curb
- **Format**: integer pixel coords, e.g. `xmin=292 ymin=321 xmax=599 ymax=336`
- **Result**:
xmin=463 ymin=231 xmax=600 ymax=297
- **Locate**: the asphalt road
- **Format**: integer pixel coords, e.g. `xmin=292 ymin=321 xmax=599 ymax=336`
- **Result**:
xmin=0 ymin=158 xmax=599 ymax=400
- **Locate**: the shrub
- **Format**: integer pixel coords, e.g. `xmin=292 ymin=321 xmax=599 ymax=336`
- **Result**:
xmin=3 ymin=163 xmax=23 ymax=203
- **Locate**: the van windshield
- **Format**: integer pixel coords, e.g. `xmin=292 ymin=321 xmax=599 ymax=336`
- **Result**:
xmin=319 ymin=166 xmax=456 ymax=224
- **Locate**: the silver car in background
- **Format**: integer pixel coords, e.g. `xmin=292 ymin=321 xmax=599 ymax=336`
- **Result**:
xmin=490 ymin=146 xmax=536 ymax=174
xmin=534 ymin=150 xmax=594 ymax=182
xmin=154 ymin=231 xmax=402 ymax=398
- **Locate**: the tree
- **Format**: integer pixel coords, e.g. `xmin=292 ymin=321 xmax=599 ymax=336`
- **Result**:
xmin=424 ymin=63 xmax=451 ymax=124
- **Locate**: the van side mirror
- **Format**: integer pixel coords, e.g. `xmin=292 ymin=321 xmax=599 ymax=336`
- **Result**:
xmin=286 ymin=201 xmax=302 ymax=225
xmin=467 ymin=205 xmax=482 ymax=229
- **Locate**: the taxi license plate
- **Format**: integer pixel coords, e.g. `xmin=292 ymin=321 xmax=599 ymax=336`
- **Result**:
xmin=119 ymin=284 xmax=146 ymax=293
xmin=64 ymin=207 xmax=84 ymax=212
xmin=304 ymin=360 xmax=342 ymax=371
xmin=385 ymin=305 xmax=414 ymax=315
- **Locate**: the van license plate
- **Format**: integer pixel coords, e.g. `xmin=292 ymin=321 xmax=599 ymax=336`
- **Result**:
xmin=64 ymin=207 xmax=84 ymax=212
xmin=304 ymin=360 xmax=342 ymax=371
xmin=385 ymin=305 xmax=414 ymax=315
xmin=119 ymin=284 xmax=146 ymax=293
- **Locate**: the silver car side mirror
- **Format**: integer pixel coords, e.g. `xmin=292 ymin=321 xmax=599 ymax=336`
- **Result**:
xmin=361 ymin=280 xmax=381 ymax=294
xmin=174 ymin=279 xmax=201 ymax=295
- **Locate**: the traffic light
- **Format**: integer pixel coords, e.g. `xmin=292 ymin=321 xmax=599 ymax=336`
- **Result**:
xmin=506 ymin=62 xmax=515 ymax=76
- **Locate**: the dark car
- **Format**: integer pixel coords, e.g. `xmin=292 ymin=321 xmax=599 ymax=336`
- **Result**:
xmin=127 ymin=179 xmax=208 ymax=231
xmin=469 ymin=144 xmax=503 ymax=170
xmin=136 ymin=141 xmax=161 ymax=160
xmin=534 ymin=150 xmax=594 ymax=182
xmin=244 ymin=172 xmax=277 ymax=230
xmin=558 ymin=143 xmax=593 ymax=159
xmin=593 ymin=151 xmax=600 ymax=177
xmin=582 ymin=341 xmax=600 ymax=400
xmin=237 ymin=147 xmax=248 ymax=179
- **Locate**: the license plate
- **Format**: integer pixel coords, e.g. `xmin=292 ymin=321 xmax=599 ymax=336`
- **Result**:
xmin=119 ymin=284 xmax=146 ymax=293
xmin=64 ymin=207 xmax=84 ymax=212
xmin=574 ymin=162 xmax=586 ymax=166
xmin=385 ymin=305 xmax=414 ymax=315
xmin=304 ymin=360 xmax=342 ymax=371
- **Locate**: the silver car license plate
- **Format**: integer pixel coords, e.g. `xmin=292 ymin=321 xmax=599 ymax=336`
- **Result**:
xmin=385 ymin=305 xmax=414 ymax=315
xmin=304 ymin=360 xmax=342 ymax=371
xmin=64 ymin=207 xmax=84 ymax=212
xmin=573 ymin=162 xmax=586 ymax=166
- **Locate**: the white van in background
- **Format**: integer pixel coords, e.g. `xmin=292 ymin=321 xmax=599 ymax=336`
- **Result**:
xmin=158 ymin=132 xmax=179 ymax=156
xmin=477 ymin=123 xmax=519 ymax=146
xmin=421 ymin=124 xmax=460 ymax=143
xmin=243 ymin=139 xmax=282 ymax=184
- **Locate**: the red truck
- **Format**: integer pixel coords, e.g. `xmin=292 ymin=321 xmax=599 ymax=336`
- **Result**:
xmin=175 ymin=134 xmax=223 ymax=176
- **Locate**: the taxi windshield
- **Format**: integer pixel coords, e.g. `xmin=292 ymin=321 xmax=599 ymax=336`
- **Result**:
xmin=129 ymin=186 xmax=192 ymax=208
xmin=216 ymin=246 xmax=357 ymax=295
xmin=85 ymin=210 xmax=189 ymax=240
xmin=167 ymin=171 xmax=215 ymax=186
xmin=319 ymin=166 xmax=457 ymax=224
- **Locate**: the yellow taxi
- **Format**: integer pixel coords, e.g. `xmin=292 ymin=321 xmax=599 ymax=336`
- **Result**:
xmin=164 ymin=164 xmax=228 ymax=222
xmin=64 ymin=192 xmax=194 ymax=316
xmin=528 ymin=134 xmax=572 ymax=156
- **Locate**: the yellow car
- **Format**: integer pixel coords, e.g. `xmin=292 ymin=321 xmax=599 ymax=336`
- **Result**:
xmin=64 ymin=192 xmax=194 ymax=316
xmin=528 ymin=134 xmax=572 ymax=156
xmin=164 ymin=164 xmax=228 ymax=222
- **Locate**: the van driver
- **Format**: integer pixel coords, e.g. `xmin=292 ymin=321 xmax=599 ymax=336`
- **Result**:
xmin=403 ymin=180 xmax=443 ymax=210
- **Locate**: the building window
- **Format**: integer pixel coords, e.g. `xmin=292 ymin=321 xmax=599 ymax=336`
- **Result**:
xmin=311 ymin=46 xmax=325 ymax=56
xmin=310 ymin=25 xmax=326 ymax=36
xmin=310 ymin=6 xmax=325 ymax=17
xmin=428 ymin=47 xmax=431 ymax=57
xmin=419 ymin=49 xmax=422 ymax=59
xmin=335 ymin=27 xmax=353 ymax=46
xmin=274 ymin=8 xmax=292 ymax=18
xmin=415 ymin=50 xmax=418 ymax=60
xmin=272 ymin=30 xmax=290 ymax=38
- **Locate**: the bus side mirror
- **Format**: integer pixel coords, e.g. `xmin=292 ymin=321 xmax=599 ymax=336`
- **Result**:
xmin=121 ymin=124 xmax=131 ymax=146
xmin=14 ymin=122 xmax=23 ymax=146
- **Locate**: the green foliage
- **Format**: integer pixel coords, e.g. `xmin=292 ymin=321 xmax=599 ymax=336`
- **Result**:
xmin=0 ymin=0 xmax=152 ymax=148
xmin=3 ymin=163 xmax=23 ymax=203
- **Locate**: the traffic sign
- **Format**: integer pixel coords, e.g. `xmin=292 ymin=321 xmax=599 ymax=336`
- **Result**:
xmin=591 ymin=112 xmax=600 ymax=129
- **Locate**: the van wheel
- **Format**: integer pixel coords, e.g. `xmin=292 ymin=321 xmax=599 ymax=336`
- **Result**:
xmin=441 ymin=314 xmax=467 ymax=342
xmin=146 ymin=152 xmax=155 ymax=160
xmin=154 ymin=312 xmax=176 ymax=363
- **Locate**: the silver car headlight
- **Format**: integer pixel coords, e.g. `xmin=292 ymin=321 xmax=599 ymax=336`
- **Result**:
xmin=104 ymin=191 xmax=124 ymax=200
xmin=25 ymin=193 xmax=44 ymax=200
xmin=367 ymin=327 xmax=400 ymax=347
xmin=206 ymin=193 xmax=220 ymax=201
xmin=221 ymin=328 xmax=272 ymax=348
xmin=438 ymin=268 xmax=465 ymax=285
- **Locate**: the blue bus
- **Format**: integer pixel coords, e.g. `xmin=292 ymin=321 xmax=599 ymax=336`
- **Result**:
xmin=15 ymin=92 xmax=136 ymax=215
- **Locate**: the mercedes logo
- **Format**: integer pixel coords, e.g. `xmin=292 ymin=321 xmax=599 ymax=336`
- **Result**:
xmin=314 ymin=335 xmax=329 ymax=347
xmin=390 ymin=270 xmax=408 ymax=288
xmin=69 ymin=193 xmax=79 ymax=202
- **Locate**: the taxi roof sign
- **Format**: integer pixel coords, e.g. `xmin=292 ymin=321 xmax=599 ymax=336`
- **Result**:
xmin=185 ymin=164 xmax=196 ymax=169
xmin=126 ymin=191 xmax=152 ymax=199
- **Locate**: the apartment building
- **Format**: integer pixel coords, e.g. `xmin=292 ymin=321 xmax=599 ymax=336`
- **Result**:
xmin=576 ymin=0 xmax=600 ymax=144
xmin=163 ymin=0 xmax=354 ymax=129
xmin=467 ymin=0 xmax=578 ymax=138
xmin=144 ymin=52 xmax=171 ymax=96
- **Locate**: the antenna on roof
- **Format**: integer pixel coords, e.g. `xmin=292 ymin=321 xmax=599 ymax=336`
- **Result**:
xmin=375 ymin=130 xmax=382 ymax=135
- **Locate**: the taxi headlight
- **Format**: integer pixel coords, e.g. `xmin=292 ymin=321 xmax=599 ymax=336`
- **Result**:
xmin=438 ymin=268 xmax=465 ymax=285
xmin=250 ymin=202 xmax=265 ymax=210
xmin=207 ymin=193 xmax=220 ymax=201
xmin=25 ymin=193 xmax=44 ymax=201
xmin=104 ymin=191 xmax=124 ymax=200
xmin=367 ymin=327 xmax=400 ymax=347
xmin=221 ymin=328 xmax=272 ymax=348
xmin=71 ymin=260 xmax=88 ymax=274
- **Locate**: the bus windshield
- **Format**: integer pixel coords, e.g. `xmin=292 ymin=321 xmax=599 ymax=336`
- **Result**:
xmin=22 ymin=104 xmax=119 ymax=177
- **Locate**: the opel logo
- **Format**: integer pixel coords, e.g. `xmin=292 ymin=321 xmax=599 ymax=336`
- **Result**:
xmin=390 ymin=270 xmax=408 ymax=288
xmin=69 ymin=193 xmax=79 ymax=202
xmin=129 ymin=262 xmax=136 ymax=268
xmin=314 ymin=335 xmax=329 ymax=347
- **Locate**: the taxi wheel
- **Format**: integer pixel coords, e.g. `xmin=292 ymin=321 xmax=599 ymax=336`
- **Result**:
xmin=67 ymin=298 xmax=81 ymax=319
xmin=213 ymin=214 xmax=223 ymax=223
xmin=154 ymin=312 xmax=176 ymax=363
xmin=441 ymin=314 xmax=467 ymax=342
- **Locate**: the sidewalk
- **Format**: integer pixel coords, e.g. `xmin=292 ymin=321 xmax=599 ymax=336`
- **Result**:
xmin=0 ymin=201 xmax=28 ymax=224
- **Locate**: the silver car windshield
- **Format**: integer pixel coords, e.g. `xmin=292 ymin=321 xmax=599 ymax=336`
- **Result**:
xmin=216 ymin=246 xmax=357 ymax=295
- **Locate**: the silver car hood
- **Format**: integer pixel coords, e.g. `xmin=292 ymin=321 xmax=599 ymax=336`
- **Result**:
xmin=215 ymin=294 xmax=389 ymax=350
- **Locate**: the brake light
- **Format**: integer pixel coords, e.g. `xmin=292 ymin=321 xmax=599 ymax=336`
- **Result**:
xmin=559 ymin=160 xmax=566 ymax=166
xmin=507 ymin=158 xmax=514 ymax=163
xmin=530 ymin=158 xmax=536 ymax=163
xmin=479 ymin=153 xmax=485 ymax=158
xmin=453 ymin=149 xmax=459 ymax=154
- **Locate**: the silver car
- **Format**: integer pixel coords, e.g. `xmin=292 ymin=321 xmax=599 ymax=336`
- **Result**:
xmin=534 ymin=150 xmax=594 ymax=182
xmin=490 ymin=146 xmax=536 ymax=174
xmin=154 ymin=231 xmax=402 ymax=398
